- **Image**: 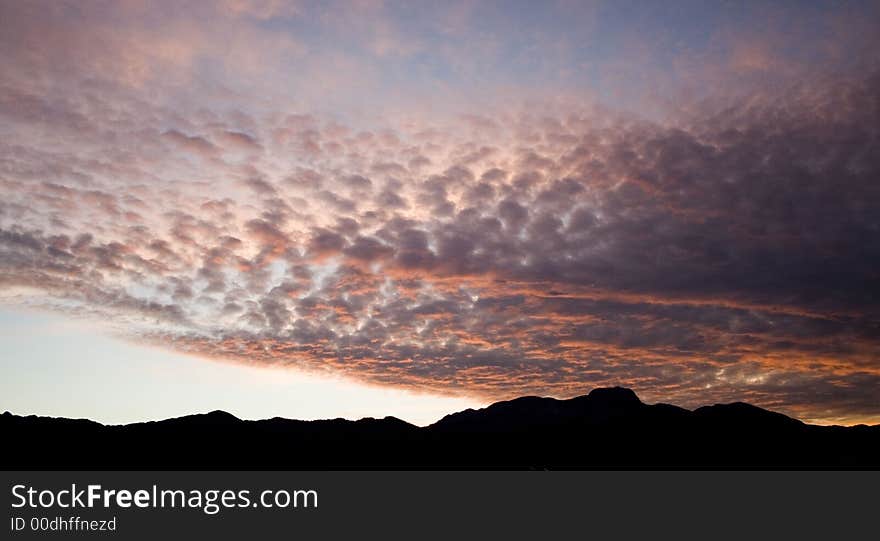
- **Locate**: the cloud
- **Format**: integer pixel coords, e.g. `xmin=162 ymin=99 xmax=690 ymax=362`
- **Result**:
xmin=0 ymin=1 xmax=879 ymax=424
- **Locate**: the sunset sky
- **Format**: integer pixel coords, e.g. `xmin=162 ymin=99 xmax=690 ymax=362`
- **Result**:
xmin=1 ymin=0 xmax=879 ymax=426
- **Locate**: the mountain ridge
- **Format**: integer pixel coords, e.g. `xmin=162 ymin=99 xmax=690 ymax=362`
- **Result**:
xmin=3 ymin=386 xmax=872 ymax=429
xmin=3 ymin=387 xmax=878 ymax=469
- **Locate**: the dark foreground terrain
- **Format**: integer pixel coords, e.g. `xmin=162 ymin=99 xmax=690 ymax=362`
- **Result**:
xmin=3 ymin=387 xmax=878 ymax=469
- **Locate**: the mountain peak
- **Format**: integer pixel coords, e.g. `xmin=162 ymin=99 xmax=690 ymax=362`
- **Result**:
xmin=203 ymin=410 xmax=240 ymax=421
xmin=163 ymin=410 xmax=240 ymax=424
xmin=585 ymin=386 xmax=642 ymax=405
xmin=430 ymin=387 xmax=646 ymax=432
xmin=694 ymin=402 xmax=803 ymax=427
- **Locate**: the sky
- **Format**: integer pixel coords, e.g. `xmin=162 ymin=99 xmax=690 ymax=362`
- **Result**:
xmin=0 ymin=307 xmax=478 ymax=425
xmin=1 ymin=0 xmax=879 ymax=426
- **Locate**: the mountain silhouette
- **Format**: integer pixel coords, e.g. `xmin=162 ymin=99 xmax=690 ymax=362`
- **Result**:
xmin=3 ymin=387 xmax=878 ymax=469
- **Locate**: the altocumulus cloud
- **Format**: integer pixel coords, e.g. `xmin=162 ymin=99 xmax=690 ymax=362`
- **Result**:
xmin=0 ymin=0 xmax=879 ymax=424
